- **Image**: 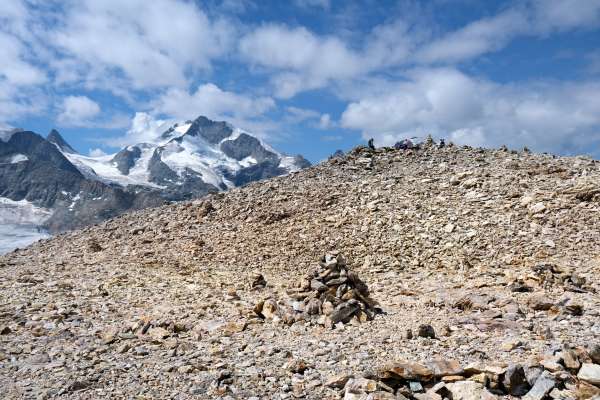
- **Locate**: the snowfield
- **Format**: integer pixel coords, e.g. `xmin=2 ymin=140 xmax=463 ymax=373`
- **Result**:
xmin=0 ymin=198 xmax=51 ymax=254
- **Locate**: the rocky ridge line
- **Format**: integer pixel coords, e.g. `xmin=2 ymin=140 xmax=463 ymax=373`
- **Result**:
xmin=0 ymin=142 xmax=599 ymax=398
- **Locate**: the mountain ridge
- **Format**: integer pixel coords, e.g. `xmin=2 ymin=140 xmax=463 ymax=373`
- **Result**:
xmin=0 ymin=116 xmax=310 ymax=249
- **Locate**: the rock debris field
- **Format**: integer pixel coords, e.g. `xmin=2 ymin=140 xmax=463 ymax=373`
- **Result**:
xmin=1 ymin=142 xmax=600 ymax=399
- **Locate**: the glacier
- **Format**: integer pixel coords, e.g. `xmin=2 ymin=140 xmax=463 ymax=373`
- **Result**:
xmin=0 ymin=198 xmax=51 ymax=254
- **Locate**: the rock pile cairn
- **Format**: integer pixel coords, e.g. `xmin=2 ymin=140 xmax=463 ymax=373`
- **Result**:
xmin=254 ymin=253 xmax=381 ymax=328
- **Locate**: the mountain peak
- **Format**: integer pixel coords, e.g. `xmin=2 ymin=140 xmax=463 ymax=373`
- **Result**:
xmin=47 ymin=129 xmax=77 ymax=154
xmin=185 ymin=115 xmax=233 ymax=144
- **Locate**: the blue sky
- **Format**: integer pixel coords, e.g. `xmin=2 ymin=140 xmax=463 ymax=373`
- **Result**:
xmin=1 ymin=0 xmax=600 ymax=163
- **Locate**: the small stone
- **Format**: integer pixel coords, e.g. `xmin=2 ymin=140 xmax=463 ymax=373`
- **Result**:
xmin=590 ymin=344 xmax=600 ymax=364
xmin=417 ymin=324 xmax=436 ymax=339
xmin=444 ymin=223 xmax=455 ymax=233
xmin=577 ymin=363 xmax=600 ymax=385
xmin=31 ymin=326 xmax=47 ymax=337
xmin=540 ymin=356 xmax=563 ymax=372
xmin=306 ymin=298 xmax=322 ymax=315
xmin=133 ymin=346 xmax=149 ymax=356
xmin=501 ymin=338 xmax=522 ymax=351
xmin=446 ymin=381 xmax=495 ymax=400
xmin=225 ymin=288 xmax=240 ymax=300
xmin=564 ymin=301 xmax=584 ymax=316
xmin=101 ymin=330 xmax=118 ymax=345
xmin=310 ymin=279 xmax=327 ymax=292
xmin=251 ymin=273 xmax=267 ymax=289
xmin=414 ymin=394 xmax=441 ymax=400
xmin=523 ymin=371 xmax=555 ymax=400
xmin=148 ymin=327 xmax=170 ymax=341
xmin=502 ymin=364 xmax=530 ymax=396
xmin=221 ymin=321 xmax=246 ymax=335
xmin=197 ymin=201 xmax=214 ymax=218
xmin=344 ymin=377 xmax=377 ymax=398
xmin=379 ymin=360 xmax=434 ymax=381
xmin=404 ymin=329 xmax=413 ymax=340
xmin=325 ymin=373 xmax=352 ymax=389
xmin=409 ymin=381 xmax=423 ymax=392
xmin=87 ymin=240 xmax=103 ymax=252
xmin=117 ymin=343 xmax=130 ymax=353
xmin=287 ymin=358 xmax=310 ymax=374
xmin=560 ymin=347 xmax=580 ymax=370
xmin=524 ymin=365 xmax=544 ymax=386
xmin=426 ymin=358 xmax=464 ymax=378
xmin=178 ymin=364 xmax=194 ymax=374
xmin=574 ymin=381 xmax=600 ymax=399
xmin=529 ymin=202 xmax=546 ymax=214
xmin=442 ymin=375 xmax=465 ymax=383
xmin=330 ymin=300 xmax=360 ymax=324
xmin=528 ymin=295 xmax=554 ymax=311
xmin=255 ymin=299 xmax=278 ymax=319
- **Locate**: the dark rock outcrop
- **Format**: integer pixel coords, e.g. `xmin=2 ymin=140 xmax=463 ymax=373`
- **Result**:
xmin=111 ymin=146 xmax=142 ymax=175
xmin=186 ymin=116 xmax=233 ymax=144
xmin=47 ymin=129 xmax=77 ymax=154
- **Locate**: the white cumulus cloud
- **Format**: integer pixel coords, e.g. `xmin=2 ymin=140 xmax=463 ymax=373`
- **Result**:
xmin=153 ymin=83 xmax=275 ymax=122
xmin=57 ymin=95 xmax=101 ymax=126
xmin=49 ymin=0 xmax=235 ymax=92
xmin=341 ymin=68 xmax=600 ymax=155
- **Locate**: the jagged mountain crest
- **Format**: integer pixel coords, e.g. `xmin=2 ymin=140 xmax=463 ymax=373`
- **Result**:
xmin=0 ymin=115 xmax=311 ymax=245
xmin=47 ymin=129 xmax=77 ymax=154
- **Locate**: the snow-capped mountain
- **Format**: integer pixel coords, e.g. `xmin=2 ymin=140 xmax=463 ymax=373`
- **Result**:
xmin=0 ymin=115 xmax=310 ymax=252
xmin=62 ymin=114 xmax=309 ymax=191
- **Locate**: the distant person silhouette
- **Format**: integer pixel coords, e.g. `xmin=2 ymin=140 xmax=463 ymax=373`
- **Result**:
xmin=368 ymin=138 xmax=375 ymax=150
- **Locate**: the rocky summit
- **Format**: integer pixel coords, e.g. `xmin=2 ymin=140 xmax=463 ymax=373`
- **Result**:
xmin=1 ymin=142 xmax=600 ymax=399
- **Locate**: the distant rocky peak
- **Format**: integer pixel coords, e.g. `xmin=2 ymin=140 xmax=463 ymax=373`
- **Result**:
xmin=292 ymin=154 xmax=312 ymax=169
xmin=220 ymin=132 xmax=278 ymax=163
xmin=111 ymin=146 xmax=142 ymax=175
xmin=186 ymin=116 xmax=233 ymax=144
xmin=0 ymin=128 xmax=24 ymax=142
xmin=47 ymin=129 xmax=77 ymax=154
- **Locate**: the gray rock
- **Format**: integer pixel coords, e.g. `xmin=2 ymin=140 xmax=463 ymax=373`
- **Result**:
xmin=590 ymin=344 xmax=600 ymax=364
xmin=523 ymin=371 xmax=555 ymax=400
xmin=330 ymin=300 xmax=360 ymax=324
xmin=502 ymin=364 xmax=530 ymax=396
xmin=524 ymin=365 xmax=544 ymax=386
xmin=111 ymin=146 xmax=142 ymax=175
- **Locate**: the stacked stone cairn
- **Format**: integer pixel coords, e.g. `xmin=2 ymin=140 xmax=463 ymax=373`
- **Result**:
xmin=254 ymin=253 xmax=380 ymax=328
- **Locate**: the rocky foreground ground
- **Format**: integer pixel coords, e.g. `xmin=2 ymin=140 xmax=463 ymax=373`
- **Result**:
xmin=1 ymin=141 xmax=600 ymax=399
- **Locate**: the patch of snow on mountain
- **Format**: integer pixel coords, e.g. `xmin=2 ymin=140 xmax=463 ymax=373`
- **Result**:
xmin=279 ymin=156 xmax=303 ymax=172
xmin=68 ymin=192 xmax=81 ymax=210
xmin=9 ymin=154 xmax=28 ymax=163
xmin=239 ymin=156 xmax=257 ymax=168
xmin=126 ymin=144 xmax=161 ymax=186
xmin=174 ymin=123 xmax=191 ymax=135
xmin=64 ymin=147 xmax=163 ymax=188
xmin=161 ymin=136 xmax=235 ymax=188
xmin=0 ymin=197 xmax=51 ymax=254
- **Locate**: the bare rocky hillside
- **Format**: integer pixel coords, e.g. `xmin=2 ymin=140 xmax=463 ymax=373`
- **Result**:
xmin=1 ymin=142 xmax=600 ymax=399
